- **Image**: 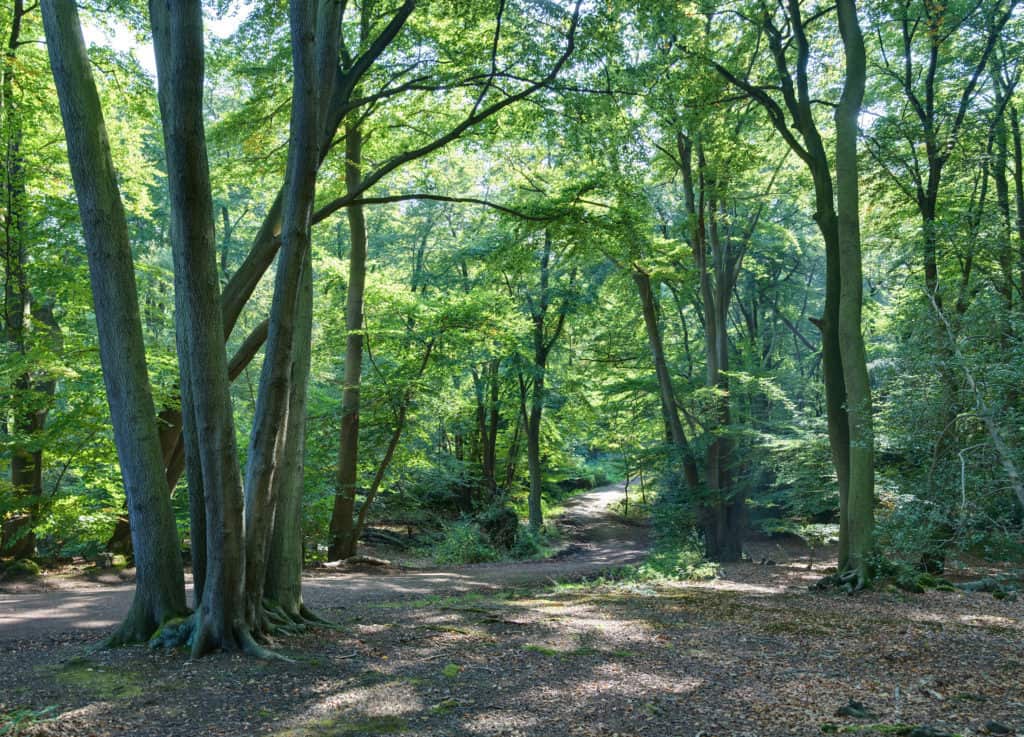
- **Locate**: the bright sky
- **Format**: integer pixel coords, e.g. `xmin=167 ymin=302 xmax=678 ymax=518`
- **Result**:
xmin=81 ymin=3 xmax=252 ymax=78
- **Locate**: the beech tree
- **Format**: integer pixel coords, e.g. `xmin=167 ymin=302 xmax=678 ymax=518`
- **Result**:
xmin=707 ymin=0 xmax=875 ymax=584
xmin=41 ymin=0 xmax=188 ymax=644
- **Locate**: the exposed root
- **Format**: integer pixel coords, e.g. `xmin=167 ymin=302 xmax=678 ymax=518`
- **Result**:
xmin=299 ymin=603 xmax=341 ymax=629
xmin=813 ymin=564 xmax=870 ymax=594
xmin=238 ymin=625 xmax=293 ymax=662
xmin=106 ymin=606 xmax=192 ymax=649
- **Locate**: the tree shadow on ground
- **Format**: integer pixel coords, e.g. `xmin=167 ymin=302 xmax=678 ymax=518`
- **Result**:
xmin=2 ymin=563 xmax=1022 ymax=737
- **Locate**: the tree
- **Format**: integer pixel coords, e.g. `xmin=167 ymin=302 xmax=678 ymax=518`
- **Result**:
xmin=708 ymin=0 xmax=875 ymax=582
xmin=41 ymin=0 xmax=188 ymax=644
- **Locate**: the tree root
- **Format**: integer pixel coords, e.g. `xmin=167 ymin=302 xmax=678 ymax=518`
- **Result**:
xmin=813 ymin=564 xmax=870 ymax=594
xmin=955 ymin=572 xmax=1021 ymax=600
xmin=144 ymin=599 xmax=336 ymax=657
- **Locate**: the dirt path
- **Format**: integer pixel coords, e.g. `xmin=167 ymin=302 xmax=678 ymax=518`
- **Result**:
xmin=0 ymin=481 xmax=647 ymax=642
xmin=2 ymin=486 xmax=1022 ymax=737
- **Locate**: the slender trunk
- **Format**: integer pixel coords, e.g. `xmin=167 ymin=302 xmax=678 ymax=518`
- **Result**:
xmin=526 ymin=361 xmax=545 ymax=530
xmin=220 ymin=205 xmax=232 ymax=284
xmin=835 ymin=0 xmax=874 ymax=581
xmin=1010 ymin=105 xmax=1024 ymax=298
xmin=264 ymin=251 xmax=313 ymax=619
xmin=242 ymin=0 xmax=321 ymax=630
xmin=2 ymin=0 xmax=39 ymax=560
xmin=504 ymin=400 xmax=522 ymax=490
xmin=328 ymin=121 xmax=367 ymax=560
xmin=351 ymin=342 xmax=433 ymax=543
xmin=991 ymin=66 xmax=1014 ymax=309
xmin=703 ymin=205 xmax=742 ymax=561
xmin=42 ymin=0 xmax=187 ymax=642
xmin=633 ymin=269 xmax=700 ymax=488
xmin=485 ymin=358 xmax=500 ymax=496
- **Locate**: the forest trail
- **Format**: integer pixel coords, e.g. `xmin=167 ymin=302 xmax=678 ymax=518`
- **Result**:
xmin=0 ymin=480 xmax=648 ymax=642
xmin=2 ymin=485 xmax=1022 ymax=737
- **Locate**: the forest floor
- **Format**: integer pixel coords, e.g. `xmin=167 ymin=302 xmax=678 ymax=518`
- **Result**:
xmin=1 ymin=482 xmax=1022 ymax=737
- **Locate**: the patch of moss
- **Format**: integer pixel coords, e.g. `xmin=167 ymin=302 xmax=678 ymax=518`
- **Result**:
xmin=44 ymin=658 xmax=143 ymax=700
xmin=275 ymin=714 xmax=408 ymax=736
xmin=431 ymin=698 xmax=459 ymax=715
xmin=441 ymin=663 xmax=461 ymax=679
xmin=523 ymin=643 xmax=561 ymax=657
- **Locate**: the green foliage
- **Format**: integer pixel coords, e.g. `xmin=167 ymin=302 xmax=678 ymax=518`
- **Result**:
xmin=0 ymin=706 xmax=57 ymax=736
xmin=1 ymin=558 xmax=41 ymax=578
xmin=428 ymin=521 xmax=502 ymax=565
xmin=511 ymin=525 xmax=554 ymax=560
xmin=34 ymin=496 xmax=118 ymax=560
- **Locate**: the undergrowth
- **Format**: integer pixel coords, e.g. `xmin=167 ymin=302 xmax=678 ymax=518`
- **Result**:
xmin=0 ymin=706 xmax=57 ymax=736
xmin=424 ymin=519 xmax=559 ymax=565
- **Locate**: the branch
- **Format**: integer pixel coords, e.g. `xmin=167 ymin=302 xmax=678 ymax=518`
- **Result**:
xmin=312 ymin=0 xmax=583 ymax=219
xmin=326 ymin=192 xmax=558 ymax=222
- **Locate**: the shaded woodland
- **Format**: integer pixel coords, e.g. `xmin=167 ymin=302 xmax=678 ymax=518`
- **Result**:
xmin=0 ymin=3 xmax=1023 ymax=733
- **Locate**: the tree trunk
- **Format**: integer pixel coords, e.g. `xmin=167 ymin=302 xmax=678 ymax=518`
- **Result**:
xmin=632 ymin=270 xmax=701 ymax=489
xmin=149 ymin=0 xmax=256 ymax=653
xmin=485 ymin=358 xmax=500 ymax=496
xmin=264 ymin=251 xmax=313 ymax=621
xmin=42 ymin=0 xmax=187 ymax=643
xmin=2 ymin=0 xmax=42 ymax=561
xmin=1010 ymin=105 xmax=1024 ymax=298
xmin=328 ymin=120 xmax=367 ymax=561
xmin=526 ymin=362 xmax=545 ymax=530
xmin=242 ymin=0 xmax=323 ymax=632
xmin=683 ymin=140 xmax=743 ymax=562
xmin=835 ymin=0 xmax=874 ymax=583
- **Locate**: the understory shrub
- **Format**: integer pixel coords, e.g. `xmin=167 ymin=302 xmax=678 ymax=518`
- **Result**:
xmin=430 ymin=520 xmax=501 ymax=565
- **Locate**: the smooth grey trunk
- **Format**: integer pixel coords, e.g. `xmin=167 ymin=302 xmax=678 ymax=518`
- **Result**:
xmin=42 ymin=0 xmax=187 ymax=643
xmin=264 ymin=252 xmax=313 ymax=619
xmin=243 ymin=0 xmax=322 ymax=629
xmin=149 ymin=0 xmax=252 ymax=653
xmin=328 ymin=121 xmax=367 ymax=561
xmin=835 ymin=0 xmax=874 ymax=581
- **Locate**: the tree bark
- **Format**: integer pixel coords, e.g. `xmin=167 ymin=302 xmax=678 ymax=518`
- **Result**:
xmin=328 ymin=120 xmax=367 ymax=560
xmin=242 ymin=0 xmax=323 ymax=631
xmin=264 ymin=250 xmax=313 ymax=621
xmin=149 ymin=0 xmax=255 ymax=652
xmin=42 ymin=0 xmax=187 ymax=643
xmin=835 ymin=0 xmax=874 ymax=582
xmin=632 ymin=269 xmax=701 ymax=490
xmin=2 ymin=0 xmax=45 ymax=560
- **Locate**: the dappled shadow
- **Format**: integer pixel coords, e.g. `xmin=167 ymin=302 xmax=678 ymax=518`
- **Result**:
xmin=0 ymin=481 xmax=647 ymax=643
xmin=4 ymin=568 xmax=1022 ymax=737
xmin=4 ymin=482 xmax=1021 ymax=736
xmin=0 ymin=586 xmax=136 ymax=639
